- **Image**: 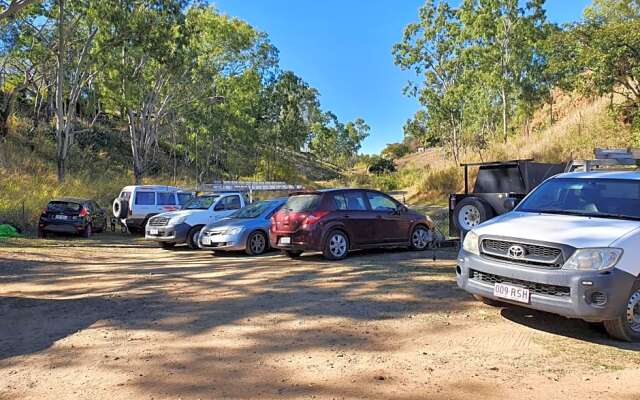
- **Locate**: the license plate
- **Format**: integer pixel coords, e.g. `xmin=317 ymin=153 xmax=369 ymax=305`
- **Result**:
xmin=201 ymin=237 xmax=211 ymax=245
xmin=149 ymin=229 xmax=159 ymax=235
xmin=55 ymin=215 xmax=68 ymax=220
xmin=494 ymin=283 xmax=530 ymax=303
xmin=279 ymin=236 xmax=291 ymax=245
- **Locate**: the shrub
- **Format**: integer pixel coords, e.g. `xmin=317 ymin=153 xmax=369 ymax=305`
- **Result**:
xmin=368 ymin=157 xmax=396 ymax=175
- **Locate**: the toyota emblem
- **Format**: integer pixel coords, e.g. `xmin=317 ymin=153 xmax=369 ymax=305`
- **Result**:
xmin=507 ymin=245 xmax=526 ymax=258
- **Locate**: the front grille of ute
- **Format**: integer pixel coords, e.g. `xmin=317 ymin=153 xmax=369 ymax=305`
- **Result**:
xmin=470 ymin=269 xmax=570 ymax=297
xmin=149 ymin=217 xmax=170 ymax=227
xmin=481 ymin=239 xmax=564 ymax=268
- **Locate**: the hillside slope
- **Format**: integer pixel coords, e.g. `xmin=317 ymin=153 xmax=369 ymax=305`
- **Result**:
xmin=394 ymin=93 xmax=634 ymax=204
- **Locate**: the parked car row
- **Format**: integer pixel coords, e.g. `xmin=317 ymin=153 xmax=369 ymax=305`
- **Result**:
xmin=140 ymin=188 xmax=435 ymax=260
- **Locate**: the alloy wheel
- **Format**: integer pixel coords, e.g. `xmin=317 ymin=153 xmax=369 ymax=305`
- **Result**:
xmin=412 ymin=227 xmax=430 ymax=249
xmin=329 ymin=233 xmax=347 ymax=258
xmin=250 ymin=233 xmax=266 ymax=254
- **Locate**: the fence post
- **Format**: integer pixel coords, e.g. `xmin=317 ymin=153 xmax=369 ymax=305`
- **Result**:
xmin=21 ymin=199 xmax=26 ymax=233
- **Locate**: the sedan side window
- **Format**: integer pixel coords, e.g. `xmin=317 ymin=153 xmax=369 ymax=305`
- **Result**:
xmin=367 ymin=192 xmax=398 ymax=212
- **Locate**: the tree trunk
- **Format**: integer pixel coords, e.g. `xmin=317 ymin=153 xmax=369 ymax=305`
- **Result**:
xmin=55 ymin=0 xmax=66 ymax=183
xmin=0 ymin=111 xmax=8 ymax=139
xmin=57 ymin=157 xmax=65 ymax=183
xmin=501 ymin=86 xmax=508 ymax=143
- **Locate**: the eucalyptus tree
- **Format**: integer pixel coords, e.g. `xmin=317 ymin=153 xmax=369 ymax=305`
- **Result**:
xmin=93 ymin=0 xmax=188 ymax=184
xmin=460 ymin=0 xmax=549 ymax=142
xmin=393 ymin=0 xmax=466 ymax=160
xmin=566 ymin=0 xmax=640 ymax=134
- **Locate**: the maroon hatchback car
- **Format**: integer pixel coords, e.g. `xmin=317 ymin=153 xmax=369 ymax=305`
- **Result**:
xmin=270 ymin=189 xmax=434 ymax=260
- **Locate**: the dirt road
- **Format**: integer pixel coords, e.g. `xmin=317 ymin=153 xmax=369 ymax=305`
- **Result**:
xmin=1 ymin=235 xmax=639 ymax=399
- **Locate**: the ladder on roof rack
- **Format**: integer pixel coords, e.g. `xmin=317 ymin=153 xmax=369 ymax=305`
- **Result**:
xmin=566 ymin=148 xmax=640 ymax=172
xmin=197 ymin=181 xmax=304 ymax=202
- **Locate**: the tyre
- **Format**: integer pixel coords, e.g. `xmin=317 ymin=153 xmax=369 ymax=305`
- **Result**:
xmin=82 ymin=224 xmax=93 ymax=238
xmin=160 ymin=242 xmax=176 ymax=250
xmin=112 ymin=198 xmax=129 ymax=220
xmin=323 ymin=230 xmax=349 ymax=260
xmin=245 ymin=231 xmax=267 ymax=256
xmin=37 ymin=228 xmax=47 ymax=239
xmin=409 ymin=225 xmax=432 ymax=251
xmin=473 ymin=294 xmax=507 ymax=307
xmin=604 ymin=280 xmax=640 ymax=342
xmin=186 ymin=226 xmax=203 ymax=250
xmin=284 ymin=250 xmax=303 ymax=259
xmin=453 ymin=197 xmax=494 ymax=234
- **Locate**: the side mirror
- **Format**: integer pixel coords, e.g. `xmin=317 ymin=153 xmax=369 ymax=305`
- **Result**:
xmin=214 ymin=204 xmax=225 ymax=211
xmin=504 ymin=198 xmax=517 ymax=211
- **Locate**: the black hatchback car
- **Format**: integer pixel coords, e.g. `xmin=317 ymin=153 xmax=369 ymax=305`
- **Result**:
xmin=38 ymin=198 xmax=108 ymax=238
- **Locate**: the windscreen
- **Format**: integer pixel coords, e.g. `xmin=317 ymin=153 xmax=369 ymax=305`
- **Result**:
xmin=48 ymin=201 xmax=81 ymax=212
xmin=232 ymin=200 xmax=275 ymax=219
xmin=517 ymin=178 xmax=640 ymax=220
xmin=183 ymin=195 xmax=219 ymax=210
xmin=284 ymin=194 xmax=321 ymax=212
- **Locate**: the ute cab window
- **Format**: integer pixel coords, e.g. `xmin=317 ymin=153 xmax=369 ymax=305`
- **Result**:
xmin=216 ymin=195 xmax=241 ymax=211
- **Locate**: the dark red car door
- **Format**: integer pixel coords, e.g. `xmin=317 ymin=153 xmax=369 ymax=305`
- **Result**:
xmin=329 ymin=191 xmax=376 ymax=245
xmin=365 ymin=191 xmax=409 ymax=243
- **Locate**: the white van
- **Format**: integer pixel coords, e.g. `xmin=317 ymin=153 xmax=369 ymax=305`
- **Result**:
xmin=113 ymin=185 xmax=193 ymax=232
xmin=457 ymin=171 xmax=640 ymax=341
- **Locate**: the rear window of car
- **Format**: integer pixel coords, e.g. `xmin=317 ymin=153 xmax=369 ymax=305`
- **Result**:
xmin=156 ymin=192 xmax=176 ymax=205
xmin=48 ymin=201 xmax=81 ymax=212
xmin=332 ymin=192 xmax=367 ymax=211
xmin=284 ymin=194 xmax=321 ymax=212
xmin=134 ymin=192 xmax=155 ymax=205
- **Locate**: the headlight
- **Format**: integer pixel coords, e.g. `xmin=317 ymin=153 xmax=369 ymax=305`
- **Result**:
xmin=563 ymin=248 xmax=622 ymax=271
xmin=462 ymin=231 xmax=480 ymax=255
xmin=168 ymin=215 xmax=187 ymax=226
xmin=223 ymin=227 xmax=244 ymax=235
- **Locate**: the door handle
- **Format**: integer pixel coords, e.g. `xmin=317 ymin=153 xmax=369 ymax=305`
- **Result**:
xmin=376 ymin=215 xmax=382 ymax=219
xmin=343 ymin=214 xmax=350 ymax=219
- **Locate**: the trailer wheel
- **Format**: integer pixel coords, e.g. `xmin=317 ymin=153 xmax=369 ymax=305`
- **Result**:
xmin=453 ymin=197 xmax=494 ymax=233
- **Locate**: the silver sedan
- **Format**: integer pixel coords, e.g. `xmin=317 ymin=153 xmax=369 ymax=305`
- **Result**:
xmin=199 ymin=198 xmax=286 ymax=255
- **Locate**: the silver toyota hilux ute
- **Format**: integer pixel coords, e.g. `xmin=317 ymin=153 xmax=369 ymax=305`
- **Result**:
xmin=457 ymin=171 xmax=640 ymax=341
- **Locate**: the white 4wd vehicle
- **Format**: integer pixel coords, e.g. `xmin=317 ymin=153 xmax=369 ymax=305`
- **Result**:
xmin=113 ymin=185 xmax=193 ymax=232
xmin=145 ymin=192 xmax=247 ymax=249
xmin=458 ymin=171 xmax=640 ymax=341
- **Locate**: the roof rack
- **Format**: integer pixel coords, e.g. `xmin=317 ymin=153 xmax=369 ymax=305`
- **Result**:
xmin=566 ymin=148 xmax=640 ymax=172
xmin=197 ymin=181 xmax=305 ymax=201
xmin=459 ymin=159 xmax=533 ymax=167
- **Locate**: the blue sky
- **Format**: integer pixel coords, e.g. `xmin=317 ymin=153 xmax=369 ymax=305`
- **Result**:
xmin=212 ymin=0 xmax=593 ymax=154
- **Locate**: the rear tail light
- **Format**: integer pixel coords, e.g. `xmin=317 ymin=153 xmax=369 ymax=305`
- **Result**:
xmin=303 ymin=211 xmax=329 ymax=225
xmin=79 ymin=207 xmax=89 ymax=217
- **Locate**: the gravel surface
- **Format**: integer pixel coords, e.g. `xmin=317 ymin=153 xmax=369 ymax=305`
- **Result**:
xmin=1 ymin=234 xmax=639 ymax=399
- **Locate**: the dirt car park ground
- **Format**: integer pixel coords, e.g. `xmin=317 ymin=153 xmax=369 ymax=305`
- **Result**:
xmin=1 ymin=233 xmax=640 ymax=400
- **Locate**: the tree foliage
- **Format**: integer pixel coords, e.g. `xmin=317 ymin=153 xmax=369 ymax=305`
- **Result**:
xmin=1 ymin=0 xmax=369 ymax=183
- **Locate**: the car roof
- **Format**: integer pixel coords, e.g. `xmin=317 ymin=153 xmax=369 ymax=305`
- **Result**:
xmin=289 ymin=188 xmax=372 ymax=196
xmin=122 ymin=185 xmax=182 ymax=191
xmin=50 ymin=197 xmax=90 ymax=203
xmin=554 ymin=171 xmax=640 ymax=180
